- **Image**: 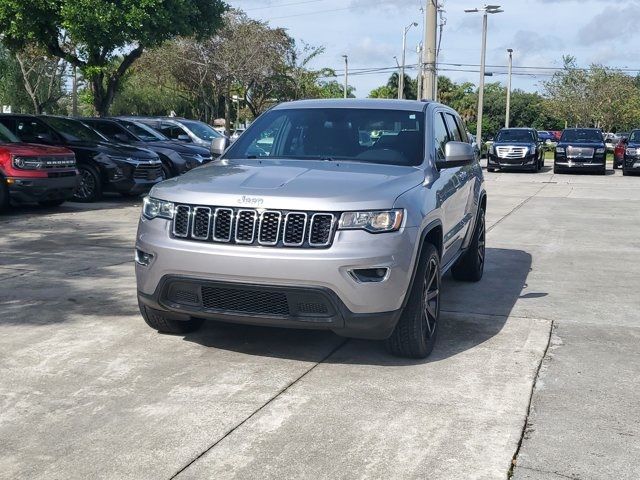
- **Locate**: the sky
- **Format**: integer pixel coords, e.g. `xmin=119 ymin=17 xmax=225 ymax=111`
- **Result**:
xmin=227 ymin=0 xmax=640 ymax=97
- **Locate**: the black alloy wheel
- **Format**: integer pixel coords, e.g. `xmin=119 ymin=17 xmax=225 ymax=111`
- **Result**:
xmin=73 ymin=165 xmax=102 ymax=202
xmin=422 ymin=256 xmax=441 ymax=341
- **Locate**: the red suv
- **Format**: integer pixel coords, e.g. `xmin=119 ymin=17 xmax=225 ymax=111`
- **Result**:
xmin=0 ymin=123 xmax=78 ymax=211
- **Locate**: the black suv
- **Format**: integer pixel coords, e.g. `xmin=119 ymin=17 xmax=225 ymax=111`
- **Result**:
xmin=487 ymin=128 xmax=544 ymax=172
xmin=81 ymin=118 xmax=212 ymax=178
xmin=0 ymin=115 xmax=163 ymax=201
xmin=554 ymin=128 xmax=606 ymax=175
xmin=622 ymin=129 xmax=640 ymax=176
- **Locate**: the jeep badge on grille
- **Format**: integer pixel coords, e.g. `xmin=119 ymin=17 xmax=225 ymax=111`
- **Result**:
xmin=237 ymin=196 xmax=264 ymax=206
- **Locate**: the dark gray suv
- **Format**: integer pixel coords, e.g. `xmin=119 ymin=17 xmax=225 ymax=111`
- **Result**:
xmin=135 ymin=99 xmax=487 ymax=358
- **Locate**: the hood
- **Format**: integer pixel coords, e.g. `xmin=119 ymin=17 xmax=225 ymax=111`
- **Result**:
xmin=1 ymin=143 xmax=74 ymax=156
xmin=151 ymin=158 xmax=425 ymax=211
xmin=626 ymin=141 xmax=640 ymax=148
xmin=493 ymin=141 xmax=535 ymax=147
xmin=557 ymin=141 xmax=605 ymax=148
xmin=65 ymin=140 xmax=159 ymax=159
xmin=142 ymin=141 xmax=210 ymax=156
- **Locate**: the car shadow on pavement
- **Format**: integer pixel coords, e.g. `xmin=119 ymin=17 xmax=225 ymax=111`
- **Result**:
xmin=183 ymin=247 xmax=536 ymax=366
xmin=0 ymin=194 xmax=143 ymax=218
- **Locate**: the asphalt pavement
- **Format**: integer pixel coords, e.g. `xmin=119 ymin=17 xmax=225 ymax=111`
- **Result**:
xmin=0 ymin=166 xmax=638 ymax=479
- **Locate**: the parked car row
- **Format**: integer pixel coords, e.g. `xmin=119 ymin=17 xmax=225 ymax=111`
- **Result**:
xmin=486 ymin=126 xmax=640 ymax=176
xmin=0 ymin=114 xmax=223 ymax=211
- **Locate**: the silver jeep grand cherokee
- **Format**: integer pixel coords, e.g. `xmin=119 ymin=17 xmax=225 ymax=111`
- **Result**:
xmin=135 ymin=99 xmax=486 ymax=358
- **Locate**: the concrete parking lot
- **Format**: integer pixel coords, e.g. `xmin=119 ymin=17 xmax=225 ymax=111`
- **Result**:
xmin=1 ymin=167 xmax=639 ymax=479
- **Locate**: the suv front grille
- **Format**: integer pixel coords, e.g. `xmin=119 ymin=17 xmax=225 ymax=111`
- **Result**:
xmin=134 ymin=163 xmax=163 ymax=180
xmin=496 ymin=146 xmax=527 ymax=158
xmin=172 ymin=204 xmax=337 ymax=248
xmin=201 ymin=286 xmax=290 ymax=315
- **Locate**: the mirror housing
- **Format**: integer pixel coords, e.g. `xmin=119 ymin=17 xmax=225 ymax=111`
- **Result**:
xmin=177 ymin=134 xmax=191 ymax=142
xmin=210 ymin=136 xmax=230 ymax=157
xmin=437 ymin=141 xmax=475 ymax=169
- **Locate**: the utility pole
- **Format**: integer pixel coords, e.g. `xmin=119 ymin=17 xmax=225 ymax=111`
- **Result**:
xmin=416 ymin=44 xmax=423 ymax=100
xmin=342 ymin=54 xmax=348 ymax=99
xmin=423 ymin=0 xmax=438 ymax=100
xmin=72 ymin=65 xmax=78 ymax=117
xmin=505 ymin=48 xmax=513 ymax=128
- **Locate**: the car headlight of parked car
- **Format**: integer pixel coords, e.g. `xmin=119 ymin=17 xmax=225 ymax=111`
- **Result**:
xmin=142 ymin=196 xmax=174 ymax=220
xmin=556 ymin=147 xmax=565 ymax=153
xmin=12 ymin=156 xmax=44 ymax=170
xmin=338 ymin=209 xmax=404 ymax=233
xmin=625 ymin=147 xmax=639 ymax=156
xmin=529 ymin=145 xmax=537 ymax=154
xmin=595 ymin=147 xmax=605 ymax=154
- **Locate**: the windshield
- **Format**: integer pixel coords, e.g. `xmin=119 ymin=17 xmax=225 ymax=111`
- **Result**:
xmin=629 ymin=131 xmax=640 ymax=142
xmin=0 ymin=123 xmax=19 ymax=143
xmin=560 ymin=129 xmax=603 ymax=143
xmin=120 ymin=120 xmax=168 ymax=141
xmin=496 ymin=130 xmax=535 ymax=142
xmin=225 ymin=108 xmax=425 ymax=166
xmin=181 ymin=120 xmax=222 ymax=141
xmin=42 ymin=117 xmax=106 ymax=143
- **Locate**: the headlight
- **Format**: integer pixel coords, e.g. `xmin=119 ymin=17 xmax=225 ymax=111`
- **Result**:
xmin=529 ymin=145 xmax=537 ymax=154
xmin=12 ymin=156 xmax=44 ymax=170
xmin=556 ymin=147 xmax=565 ymax=153
xmin=489 ymin=145 xmax=495 ymax=155
xmin=625 ymin=147 xmax=637 ymax=156
xmin=595 ymin=147 xmax=605 ymax=154
xmin=338 ymin=209 xmax=404 ymax=233
xmin=142 ymin=196 xmax=174 ymax=220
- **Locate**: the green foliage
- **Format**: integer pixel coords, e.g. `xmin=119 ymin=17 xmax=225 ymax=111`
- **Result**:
xmin=368 ymin=73 xmax=416 ymax=99
xmin=0 ymin=44 xmax=32 ymax=112
xmin=0 ymin=0 xmax=227 ymax=115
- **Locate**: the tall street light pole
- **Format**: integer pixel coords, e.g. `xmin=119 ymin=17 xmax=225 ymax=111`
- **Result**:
xmin=465 ymin=4 xmax=503 ymax=144
xmin=342 ymin=54 xmax=348 ymax=99
xmin=505 ymin=48 xmax=513 ymax=128
xmin=399 ymin=22 xmax=418 ymax=100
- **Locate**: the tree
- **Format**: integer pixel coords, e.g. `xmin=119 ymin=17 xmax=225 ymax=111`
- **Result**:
xmin=15 ymin=45 xmax=66 ymax=114
xmin=0 ymin=0 xmax=227 ymax=116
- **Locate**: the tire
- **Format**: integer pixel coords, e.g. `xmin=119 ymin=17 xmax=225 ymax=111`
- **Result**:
xmin=73 ymin=164 xmax=102 ymax=202
xmin=623 ymin=167 xmax=628 ymax=176
xmin=613 ymin=162 xmax=618 ymax=170
xmin=161 ymin=164 xmax=172 ymax=180
xmin=452 ymin=206 xmax=486 ymax=282
xmin=38 ymin=199 xmax=65 ymax=207
xmin=487 ymin=167 xmax=496 ymax=172
xmin=386 ymin=243 xmax=441 ymax=359
xmin=553 ymin=165 xmax=561 ymax=174
xmin=139 ymin=301 xmax=203 ymax=334
xmin=0 ymin=176 xmax=9 ymax=213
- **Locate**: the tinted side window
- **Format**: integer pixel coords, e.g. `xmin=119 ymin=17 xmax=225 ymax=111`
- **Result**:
xmin=444 ymin=113 xmax=463 ymax=142
xmin=91 ymin=122 xmax=122 ymax=140
xmin=433 ymin=112 xmax=450 ymax=160
xmin=15 ymin=119 xmax=55 ymax=142
xmin=0 ymin=117 xmax=17 ymax=135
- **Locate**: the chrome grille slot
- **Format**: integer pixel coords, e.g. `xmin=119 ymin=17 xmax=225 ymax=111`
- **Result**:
xmin=213 ymin=208 xmax=233 ymax=242
xmin=283 ymin=213 xmax=307 ymax=246
xmin=173 ymin=205 xmax=191 ymax=237
xmin=309 ymin=214 xmax=335 ymax=246
xmin=191 ymin=207 xmax=211 ymax=240
xmin=258 ymin=211 xmax=281 ymax=245
xmin=235 ymin=210 xmax=257 ymax=244
xmin=170 ymin=204 xmax=336 ymax=248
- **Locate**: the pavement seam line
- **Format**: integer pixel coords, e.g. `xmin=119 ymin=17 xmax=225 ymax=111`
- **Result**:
xmin=168 ymin=338 xmax=349 ymax=479
xmin=507 ymin=320 xmax=555 ymax=479
xmin=515 ymin=465 xmax=582 ymax=480
xmin=487 ymin=183 xmax=547 ymax=234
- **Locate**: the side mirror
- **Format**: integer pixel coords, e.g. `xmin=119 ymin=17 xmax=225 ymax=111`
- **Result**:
xmin=177 ymin=134 xmax=191 ymax=142
xmin=210 ymin=136 xmax=230 ymax=157
xmin=438 ymin=141 xmax=475 ymax=169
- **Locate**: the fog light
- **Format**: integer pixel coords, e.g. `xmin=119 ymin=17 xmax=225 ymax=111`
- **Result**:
xmin=135 ymin=249 xmax=154 ymax=266
xmin=349 ymin=267 xmax=389 ymax=283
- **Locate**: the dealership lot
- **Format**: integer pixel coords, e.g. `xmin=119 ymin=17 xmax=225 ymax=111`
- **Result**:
xmin=1 ymin=168 xmax=639 ymax=479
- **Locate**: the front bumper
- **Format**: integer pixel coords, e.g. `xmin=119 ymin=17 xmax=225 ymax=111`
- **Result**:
xmin=107 ymin=177 xmax=162 ymax=195
xmin=554 ymin=154 xmax=606 ymax=171
xmin=135 ymin=217 xmax=420 ymax=338
xmin=487 ymin=153 xmax=538 ymax=169
xmin=623 ymin=156 xmax=640 ymax=171
xmin=7 ymin=173 xmax=79 ymax=203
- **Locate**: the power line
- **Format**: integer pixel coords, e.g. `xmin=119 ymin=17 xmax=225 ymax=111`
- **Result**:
xmin=244 ymin=0 xmax=326 ymax=11
xmin=265 ymin=5 xmax=352 ymax=20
